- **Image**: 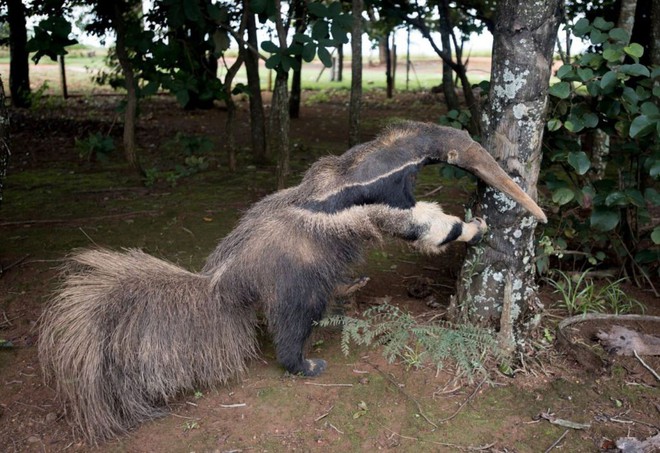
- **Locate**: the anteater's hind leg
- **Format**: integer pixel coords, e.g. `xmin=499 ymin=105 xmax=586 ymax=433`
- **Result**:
xmin=269 ymin=287 xmax=328 ymax=377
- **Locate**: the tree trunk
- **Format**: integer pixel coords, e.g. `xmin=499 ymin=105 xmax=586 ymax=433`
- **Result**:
xmin=224 ymin=55 xmax=245 ymax=172
xmin=651 ymin=0 xmax=660 ymax=66
xmin=348 ymin=0 xmax=363 ymax=147
xmin=617 ymin=0 xmax=637 ymax=40
xmin=289 ymin=0 xmax=306 ymax=119
xmin=271 ymin=72 xmax=290 ymax=189
xmin=337 ymin=44 xmax=343 ymax=82
xmin=385 ymin=32 xmax=393 ymax=99
xmin=450 ymin=0 xmax=561 ymax=353
xmin=438 ymin=1 xmax=460 ymax=111
xmin=378 ymin=36 xmax=388 ymax=65
xmin=7 ymin=0 xmax=31 ymax=108
xmin=112 ymin=4 xmax=143 ymax=177
xmin=59 ymin=55 xmax=68 ymax=99
xmin=244 ymin=7 xmax=267 ymax=163
xmin=0 ymin=75 xmax=9 ymax=207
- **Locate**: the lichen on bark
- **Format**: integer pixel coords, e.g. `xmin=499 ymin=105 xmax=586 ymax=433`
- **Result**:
xmin=449 ymin=0 xmax=561 ymax=352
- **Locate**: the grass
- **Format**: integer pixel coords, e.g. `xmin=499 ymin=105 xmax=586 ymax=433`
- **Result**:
xmin=0 ymin=44 xmax=490 ymax=97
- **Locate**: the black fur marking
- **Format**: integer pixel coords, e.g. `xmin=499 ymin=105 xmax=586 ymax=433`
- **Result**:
xmin=303 ymin=164 xmax=420 ymax=214
xmin=440 ymin=222 xmax=463 ymax=246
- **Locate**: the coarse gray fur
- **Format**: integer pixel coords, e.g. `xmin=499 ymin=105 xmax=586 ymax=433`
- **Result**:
xmin=39 ymin=121 xmax=546 ymax=443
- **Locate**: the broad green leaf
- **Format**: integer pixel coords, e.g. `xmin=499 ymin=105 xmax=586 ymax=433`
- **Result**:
xmin=265 ymin=54 xmax=281 ymax=70
xmin=620 ymin=64 xmax=650 ymax=77
xmin=307 ymin=2 xmax=328 ymax=17
xmin=629 ymin=115 xmax=655 ymax=138
xmin=183 ymin=0 xmax=202 ymax=22
xmin=317 ymin=46 xmax=332 ymax=67
xmin=302 ymin=43 xmax=316 ymax=62
xmin=603 ymin=47 xmax=623 ymax=62
xmin=261 ymin=41 xmax=279 ymax=53
xmin=577 ymin=68 xmax=593 ymax=81
xmin=593 ymin=17 xmax=614 ymax=31
xmin=652 ymin=227 xmax=660 ymax=244
xmin=547 ymin=118 xmax=562 ymax=131
xmin=624 ymin=43 xmax=644 ymax=58
xmin=552 ymin=187 xmax=575 ymax=206
xmin=645 ymin=188 xmax=660 ymax=205
xmin=614 ymin=120 xmax=629 ymax=137
xmin=640 ymin=102 xmax=659 ymax=116
xmin=175 ymin=89 xmax=190 ymax=107
xmin=556 ymin=64 xmax=574 ymax=79
xmin=624 ymin=189 xmax=646 ymax=207
xmin=605 ymin=191 xmax=628 ymax=206
xmin=328 ymin=1 xmax=342 ymax=17
xmin=622 ymin=86 xmax=638 ymax=106
xmin=312 ymin=20 xmax=329 ymax=40
xmin=608 ymin=28 xmax=629 ymax=42
xmin=587 ymin=81 xmax=601 ymax=96
xmin=549 ymin=81 xmax=571 ymax=99
xmin=212 ymin=30 xmax=230 ymax=54
xmin=564 ymin=119 xmax=584 ymax=133
xmin=649 ymin=159 xmax=660 ymax=178
xmin=293 ymin=33 xmax=312 ymax=44
xmin=567 ymin=151 xmax=591 ymax=175
xmin=583 ymin=112 xmax=599 ymax=128
xmin=590 ymin=208 xmax=620 ymax=232
xmin=600 ymin=71 xmax=618 ymax=92
xmin=590 ymin=29 xmax=608 ymax=44
xmin=580 ymin=53 xmax=604 ymax=68
xmin=573 ymin=18 xmax=590 ymax=37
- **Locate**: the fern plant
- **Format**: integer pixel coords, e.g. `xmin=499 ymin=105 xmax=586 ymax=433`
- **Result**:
xmin=318 ymin=299 xmax=502 ymax=379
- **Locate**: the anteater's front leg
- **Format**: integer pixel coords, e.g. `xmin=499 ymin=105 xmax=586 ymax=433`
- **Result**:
xmin=371 ymin=201 xmax=487 ymax=253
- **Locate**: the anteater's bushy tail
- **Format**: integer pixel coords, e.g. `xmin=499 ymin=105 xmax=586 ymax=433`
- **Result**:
xmin=38 ymin=248 xmax=258 ymax=443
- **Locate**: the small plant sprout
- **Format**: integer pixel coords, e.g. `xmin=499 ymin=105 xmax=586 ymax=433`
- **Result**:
xmin=545 ymin=269 xmax=645 ymax=316
xmin=183 ymin=420 xmax=199 ymax=431
xmin=194 ymin=390 xmax=203 ymax=400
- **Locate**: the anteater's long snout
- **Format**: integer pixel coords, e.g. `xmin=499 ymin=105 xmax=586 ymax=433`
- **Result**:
xmin=447 ymin=144 xmax=548 ymax=224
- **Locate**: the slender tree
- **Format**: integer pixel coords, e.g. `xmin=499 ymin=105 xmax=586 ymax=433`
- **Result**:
xmin=450 ymin=0 xmax=562 ymax=352
xmin=438 ymin=0 xmax=460 ymax=111
xmin=289 ymin=0 xmax=307 ymax=119
xmin=348 ymin=0 xmax=363 ymax=147
xmin=0 ymin=75 xmax=9 ymax=207
xmin=269 ymin=0 xmax=292 ymax=189
xmin=238 ymin=0 xmax=267 ymax=162
xmin=111 ymin=2 xmax=143 ymax=177
xmin=6 ymin=0 xmax=31 ymax=107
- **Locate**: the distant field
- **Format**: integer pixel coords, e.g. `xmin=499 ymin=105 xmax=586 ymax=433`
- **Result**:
xmin=0 ymin=46 xmax=492 ymax=97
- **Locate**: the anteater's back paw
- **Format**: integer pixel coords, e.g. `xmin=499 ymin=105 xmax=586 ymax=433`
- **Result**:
xmin=302 ymin=359 xmax=327 ymax=377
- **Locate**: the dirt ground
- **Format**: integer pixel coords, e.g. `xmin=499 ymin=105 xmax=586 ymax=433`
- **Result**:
xmin=0 ymin=86 xmax=659 ymax=453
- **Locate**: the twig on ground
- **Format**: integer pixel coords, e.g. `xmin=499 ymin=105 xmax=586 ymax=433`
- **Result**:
xmin=0 ymin=210 xmax=161 ymax=227
xmin=539 ymin=412 xmax=590 ymax=429
xmin=0 ymin=255 xmax=30 ymax=276
xmin=633 ymin=350 xmax=660 ymax=381
xmin=544 ymin=429 xmax=569 ymax=453
xmin=328 ymin=423 xmax=344 ymax=434
xmin=219 ymin=403 xmax=246 ymax=408
xmin=304 ymin=382 xmax=353 ymax=387
xmin=437 ymin=377 xmax=487 ymax=423
xmin=367 ymin=361 xmax=438 ymax=429
xmin=379 ymin=422 xmax=495 ymax=451
xmin=314 ymin=406 xmax=334 ymax=422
